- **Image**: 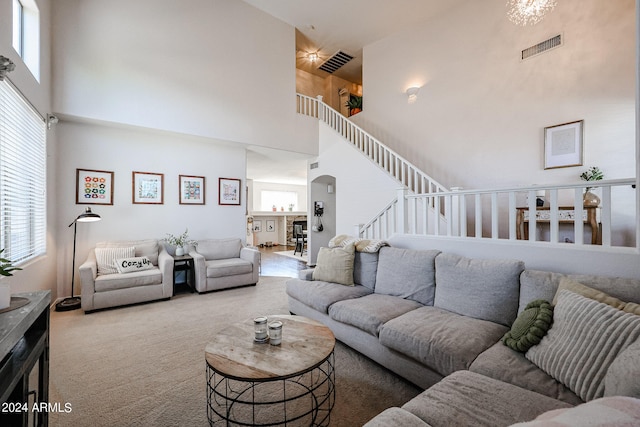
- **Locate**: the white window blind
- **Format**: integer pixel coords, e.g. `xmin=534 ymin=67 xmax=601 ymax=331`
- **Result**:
xmin=0 ymin=80 xmax=46 ymax=264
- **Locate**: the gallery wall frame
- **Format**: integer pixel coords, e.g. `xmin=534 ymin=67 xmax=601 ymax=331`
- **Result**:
xmin=179 ymin=175 xmax=205 ymax=205
xmin=253 ymin=220 xmax=262 ymax=232
xmin=544 ymin=120 xmax=584 ymax=169
xmin=132 ymin=171 xmax=164 ymax=204
xmin=266 ymin=220 xmax=275 ymax=232
xmin=219 ymin=177 xmax=241 ymax=206
xmin=76 ymin=168 xmax=114 ymax=205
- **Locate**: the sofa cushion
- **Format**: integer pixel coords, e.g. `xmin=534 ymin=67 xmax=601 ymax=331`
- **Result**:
xmin=526 ymin=290 xmax=640 ymax=402
xmin=469 ymin=342 xmax=583 ymax=405
xmin=94 ymin=268 xmax=162 ymax=292
xmin=502 ymin=300 xmax=553 ymax=353
xmin=509 ymin=396 xmax=640 ymax=427
xmin=95 ymin=246 xmax=135 ymax=275
xmin=328 ymin=294 xmax=423 ymax=337
xmin=519 ymin=269 xmax=640 ymax=314
xmin=206 ymin=258 xmax=253 ymax=278
xmin=374 ymin=247 xmax=440 ymax=306
xmin=132 ymin=240 xmax=159 ymax=265
xmin=604 ymin=339 xmax=640 ymax=398
xmin=312 ymin=244 xmax=355 ymax=286
xmin=115 ymin=256 xmax=154 ymax=274
xmin=197 ymin=238 xmax=242 ymax=260
xmin=434 ymin=253 xmax=524 ymax=326
xmin=354 ymin=252 xmax=378 ymax=290
xmin=363 ymin=407 xmax=430 ymax=427
xmin=286 ymin=279 xmax=372 ymax=314
xmin=401 ymin=371 xmax=571 ymax=427
xmin=378 ymin=306 xmax=508 ymax=376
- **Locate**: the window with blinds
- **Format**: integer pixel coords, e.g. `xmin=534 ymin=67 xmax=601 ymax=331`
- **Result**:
xmin=0 ymin=80 xmax=46 ymax=264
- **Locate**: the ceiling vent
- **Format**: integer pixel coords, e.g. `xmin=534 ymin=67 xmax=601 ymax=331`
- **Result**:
xmin=521 ymin=34 xmax=562 ymax=61
xmin=318 ymin=51 xmax=354 ymax=74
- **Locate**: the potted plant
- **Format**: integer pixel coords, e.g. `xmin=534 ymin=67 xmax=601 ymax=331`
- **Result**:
xmin=0 ymin=249 xmax=21 ymax=277
xmin=0 ymin=249 xmax=21 ymax=309
xmin=164 ymin=229 xmax=197 ymax=256
xmin=345 ymin=95 xmax=362 ymax=116
xmin=580 ymin=166 xmax=604 ymax=207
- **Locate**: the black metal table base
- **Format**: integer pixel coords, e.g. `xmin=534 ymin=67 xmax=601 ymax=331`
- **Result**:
xmin=207 ymin=353 xmax=335 ymax=426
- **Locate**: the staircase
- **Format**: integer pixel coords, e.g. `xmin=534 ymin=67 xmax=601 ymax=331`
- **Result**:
xmin=296 ymin=94 xmax=637 ymax=250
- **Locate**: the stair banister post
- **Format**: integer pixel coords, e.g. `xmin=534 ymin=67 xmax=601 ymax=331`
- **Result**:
xmin=450 ymin=187 xmax=463 ymax=237
xmin=396 ymin=188 xmax=409 ymax=234
xmin=354 ymin=224 xmax=364 ymax=238
xmin=317 ymin=95 xmax=324 ymax=122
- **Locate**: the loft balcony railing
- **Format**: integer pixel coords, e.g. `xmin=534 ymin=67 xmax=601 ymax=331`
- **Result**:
xmin=361 ymin=181 xmax=636 ymax=249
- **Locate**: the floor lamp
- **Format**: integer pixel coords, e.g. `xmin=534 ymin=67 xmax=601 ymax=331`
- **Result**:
xmin=55 ymin=207 xmax=102 ymax=312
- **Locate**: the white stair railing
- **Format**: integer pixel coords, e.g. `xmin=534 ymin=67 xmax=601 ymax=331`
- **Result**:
xmin=297 ymin=94 xmax=448 ymax=195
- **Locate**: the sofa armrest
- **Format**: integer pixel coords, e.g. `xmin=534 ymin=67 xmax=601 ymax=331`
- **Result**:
xmin=190 ymin=250 xmax=207 ymax=292
xmin=158 ymin=245 xmax=174 ymax=297
xmin=79 ymin=250 xmax=98 ymax=311
xmin=298 ymin=268 xmax=315 ymax=281
xmin=240 ymin=247 xmax=260 ymax=284
xmin=240 ymin=247 xmax=260 ymax=265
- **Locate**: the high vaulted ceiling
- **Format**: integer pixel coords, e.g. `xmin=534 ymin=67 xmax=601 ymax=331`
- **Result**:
xmin=242 ymin=0 xmax=469 ymax=185
xmin=242 ymin=0 xmax=468 ymax=84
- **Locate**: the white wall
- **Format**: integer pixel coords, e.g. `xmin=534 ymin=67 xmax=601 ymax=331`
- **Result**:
xmin=310 ymin=122 xmax=401 ymax=236
xmin=358 ymin=0 xmax=635 ymax=190
xmin=55 ymin=120 xmax=247 ymax=299
xmin=0 ymin=0 xmax=58 ymax=296
xmin=51 ymin=0 xmax=315 ymax=155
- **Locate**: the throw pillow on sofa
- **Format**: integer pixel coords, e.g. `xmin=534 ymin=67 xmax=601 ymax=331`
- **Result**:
xmin=95 ymin=246 xmax=135 ymax=275
xmin=115 ymin=256 xmax=154 ymax=274
xmin=553 ymin=277 xmax=640 ymax=315
xmin=526 ymin=290 xmax=640 ymax=402
xmin=312 ymin=244 xmax=355 ymax=286
xmin=502 ymin=299 xmax=553 ymax=353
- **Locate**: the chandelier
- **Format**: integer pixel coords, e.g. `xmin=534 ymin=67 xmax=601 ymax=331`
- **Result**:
xmin=506 ymin=0 xmax=557 ymax=26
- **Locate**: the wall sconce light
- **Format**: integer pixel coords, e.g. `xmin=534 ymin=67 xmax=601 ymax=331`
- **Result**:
xmin=327 ymin=184 xmax=334 ymax=194
xmin=46 ymin=114 xmax=59 ymax=130
xmin=308 ymin=52 xmax=319 ymax=62
xmin=406 ymin=86 xmax=420 ymax=104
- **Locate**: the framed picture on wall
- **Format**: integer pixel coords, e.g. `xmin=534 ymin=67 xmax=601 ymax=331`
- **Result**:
xmin=266 ymin=220 xmax=275 ymax=232
xmin=544 ymin=120 xmax=584 ymax=169
xmin=253 ymin=220 xmax=262 ymax=232
xmin=179 ymin=175 xmax=205 ymax=205
xmin=132 ymin=171 xmax=164 ymax=204
xmin=76 ymin=168 xmax=114 ymax=205
xmin=219 ymin=177 xmax=241 ymax=205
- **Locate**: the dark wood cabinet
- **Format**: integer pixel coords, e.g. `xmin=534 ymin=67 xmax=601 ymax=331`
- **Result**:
xmin=0 ymin=291 xmax=51 ymax=427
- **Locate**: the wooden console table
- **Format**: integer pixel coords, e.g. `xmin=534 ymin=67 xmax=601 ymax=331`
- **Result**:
xmin=516 ymin=206 xmax=600 ymax=244
xmin=0 ymin=290 xmax=50 ymax=427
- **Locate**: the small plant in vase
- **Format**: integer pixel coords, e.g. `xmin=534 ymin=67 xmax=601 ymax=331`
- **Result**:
xmin=0 ymin=249 xmax=21 ymax=277
xmin=164 ymin=229 xmax=197 ymax=256
xmin=580 ymin=166 xmax=604 ymax=207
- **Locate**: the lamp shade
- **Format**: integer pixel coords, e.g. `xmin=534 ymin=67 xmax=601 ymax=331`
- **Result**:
xmin=76 ymin=207 xmax=101 ymax=223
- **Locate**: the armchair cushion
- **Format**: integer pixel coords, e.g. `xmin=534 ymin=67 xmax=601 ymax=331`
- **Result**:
xmin=94 ymin=268 xmax=162 ymax=292
xmin=206 ymin=258 xmax=253 ymax=278
xmin=197 ymin=238 xmax=242 ymax=260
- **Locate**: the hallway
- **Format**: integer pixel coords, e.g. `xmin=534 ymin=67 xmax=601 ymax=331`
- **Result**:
xmin=258 ymin=245 xmax=307 ymax=278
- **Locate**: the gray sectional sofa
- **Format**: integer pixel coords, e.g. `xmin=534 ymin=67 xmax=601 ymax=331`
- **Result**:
xmin=285 ymin=244 xmax=640 ymax=426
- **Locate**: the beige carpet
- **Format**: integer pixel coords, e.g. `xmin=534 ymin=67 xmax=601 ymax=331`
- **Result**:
xmin=49 ymin=277 xmax=420 ymax=426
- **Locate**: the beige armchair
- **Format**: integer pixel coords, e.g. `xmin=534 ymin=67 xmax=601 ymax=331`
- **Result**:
xmin=190 ymin=238 xmax=260 ymax=293
xmin=79 ymin=239 xmax=173 ymax=312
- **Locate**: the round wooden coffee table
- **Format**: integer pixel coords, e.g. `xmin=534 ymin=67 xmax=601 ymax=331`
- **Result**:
xmin=205 ymin=315 xmax=336 ymax=426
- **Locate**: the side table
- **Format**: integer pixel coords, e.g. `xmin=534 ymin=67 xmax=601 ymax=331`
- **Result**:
xmin=173 ymin=255 xmax=195 ymax=295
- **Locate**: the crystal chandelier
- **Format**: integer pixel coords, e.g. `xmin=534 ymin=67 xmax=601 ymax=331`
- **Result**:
xmin=507 ymin=0 xmax=557 ymax=26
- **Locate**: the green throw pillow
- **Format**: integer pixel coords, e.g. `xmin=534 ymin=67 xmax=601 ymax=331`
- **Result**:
xmin=502 ymin=300 xmax=553 ymax=353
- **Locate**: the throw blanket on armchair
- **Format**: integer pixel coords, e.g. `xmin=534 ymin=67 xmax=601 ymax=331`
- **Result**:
xmin=329 ymin=234 xmax=389 ymax=253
